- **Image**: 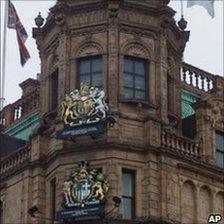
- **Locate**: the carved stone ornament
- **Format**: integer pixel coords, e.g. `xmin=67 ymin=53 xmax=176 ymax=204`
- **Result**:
xmin=62 ymin=162 xmax=109 ymax=208
xmin=60 ymin=84 xmax=109 ymax=127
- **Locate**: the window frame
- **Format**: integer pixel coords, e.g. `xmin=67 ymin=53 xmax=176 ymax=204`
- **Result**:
xmin=77 ymin=55 xmax=103 ymax=88
xmin=215 ymin=131 xmax=224 ymax=169
xmin=121 ymin=169 xmax=136 ymax=220
xmin=122 ymin=56 xmax=149 ymax=102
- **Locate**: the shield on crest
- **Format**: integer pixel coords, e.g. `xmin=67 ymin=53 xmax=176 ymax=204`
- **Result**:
xmin=74 ymin=179 xmax=91 ymax=202
xmin=75 ymin=97 xmax=93 ymax=118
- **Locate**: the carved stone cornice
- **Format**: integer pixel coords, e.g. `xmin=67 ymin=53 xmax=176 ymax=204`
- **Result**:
xmin=177 ymin=162 xmax=224 ymax=183
xmin=119 ymin=24 xmax=159 ymax=40
xmin=120 ymin=1 xmax=162 ymax=17
xmin=69 ymin=24 xmax=107 ymax=37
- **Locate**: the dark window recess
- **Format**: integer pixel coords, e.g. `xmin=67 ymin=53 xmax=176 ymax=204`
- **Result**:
xmin=182 ymin=114 xmax=196 ymax=139
xmin=215 ymin=131 xmax=224 ymax=168
xmin=123 ymin=57 xmax=148 ymax=101
xmin=51 ymin=70 xmax=58 ymax=110
xmin=50 ymin=178 xmax=56 ymax=222
xmin=122 ymin=170 xmax=135 ymax=219
xmin=77 ymin=56 xmax=102 ymax=88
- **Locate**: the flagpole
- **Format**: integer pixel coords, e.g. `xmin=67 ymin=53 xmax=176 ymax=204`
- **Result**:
xmin=180 ymin=0 xmax=184 ymax=17
xmin=0 ymin=0 xmax=8 ymax=111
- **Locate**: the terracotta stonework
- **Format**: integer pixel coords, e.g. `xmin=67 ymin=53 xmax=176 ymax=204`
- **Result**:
xmin=1 ymin=1 xmax=223 ymax=224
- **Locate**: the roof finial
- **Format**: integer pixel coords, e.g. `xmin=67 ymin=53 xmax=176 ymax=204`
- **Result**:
xmin=35 ymin=12 xmax=44 ymax=28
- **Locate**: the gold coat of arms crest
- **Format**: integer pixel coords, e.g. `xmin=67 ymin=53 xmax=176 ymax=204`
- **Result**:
xmin=60 ymin=84 xmax=109 ymax=127
xmin=62 ymin=162 xmax=109 ymax=208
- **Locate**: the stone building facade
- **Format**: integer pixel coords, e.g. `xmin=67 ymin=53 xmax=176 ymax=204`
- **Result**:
xmin=0 ymin=1 xmax=223 ymax=224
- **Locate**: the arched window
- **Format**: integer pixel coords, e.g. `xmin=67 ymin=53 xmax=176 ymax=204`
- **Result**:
xmin=215 ymin=192 xmax=224 ymax=215
xmin=199 ymin=186 xmax=212 ymax=223
xmin=181 ymin=181 xmax=196 ymax=223
xmin=121 ymin=42 xmax=152 ymax=102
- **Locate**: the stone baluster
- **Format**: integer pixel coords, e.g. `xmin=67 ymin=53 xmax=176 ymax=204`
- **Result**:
xmin=182 ymin=67 xmax=186 ymax=82
xmin=195 ymin=73 xmax=199 ymax=88
xmin=189 ymin=142 xmax=193 ymax=156
xmin=14 ymin=107 xmax=18 ymax=120
xmin=187 ymin=141 xmax=191 ymax=156
xmin=201 ymin=76 xmax=205 ymax=91
xmin=207 ymin=78 xmax=211 ymax=91
xmin=189 ymin=70 xmax=193 ymax=85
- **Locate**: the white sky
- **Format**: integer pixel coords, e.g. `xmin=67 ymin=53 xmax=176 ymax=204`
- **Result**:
xmin=0 ymin=0 xmax=223 ymax=105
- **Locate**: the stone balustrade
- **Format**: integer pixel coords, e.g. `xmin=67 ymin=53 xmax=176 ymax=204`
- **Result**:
xmin=0 ymin=146 xmax=31 ymax=175
xmin=0 ymin=87 xmax=39 ymax=128
xmin=13 ymin=87 xmax=40 ymax=121
xmin=161 ymin=130 xmax=201 ymax=159
xmin=182 ymin=62 xmax=215 ymax=93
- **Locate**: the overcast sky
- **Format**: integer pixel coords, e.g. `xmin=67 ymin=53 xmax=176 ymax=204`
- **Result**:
xmin=0 ymin=0 xmax=223 ymax=105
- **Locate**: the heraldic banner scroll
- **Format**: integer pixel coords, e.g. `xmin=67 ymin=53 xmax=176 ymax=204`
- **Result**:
xmin=56 ymin=84 xmax=116 ymax=139
xmin=57 ymin=161 xmax=109 ymax=222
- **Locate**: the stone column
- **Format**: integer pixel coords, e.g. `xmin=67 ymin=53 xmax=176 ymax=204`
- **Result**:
xmin=58 ymin=31 xmax=70 ymax=105
xmin=31 ymin=167 xmax=46 ymax=224
xmin=194 ymin=100 xmax=220 ymax=164
xmin=158 ymin=32 xmax=168 ymax=123
xmin=107 ymin=1 xmax=119 ymax=113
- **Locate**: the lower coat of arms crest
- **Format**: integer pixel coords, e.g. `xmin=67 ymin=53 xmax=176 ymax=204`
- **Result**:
xmin=62 ymin=161 xmax=109 ymax=208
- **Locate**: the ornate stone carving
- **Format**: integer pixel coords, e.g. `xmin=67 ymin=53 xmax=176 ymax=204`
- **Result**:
xmin=76 ymin=42 xmax=103 ymax=57
xmin=123 ymin=43 xmax=149 ymax=58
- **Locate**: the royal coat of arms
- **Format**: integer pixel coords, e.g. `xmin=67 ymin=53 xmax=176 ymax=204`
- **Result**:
xmin=62 ymin=162 xmax=109 ymax=208
xmin=60 ymin=84 xmax=109 ymax=127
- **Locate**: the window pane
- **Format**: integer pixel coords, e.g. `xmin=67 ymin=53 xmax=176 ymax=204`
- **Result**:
xmin=124 ymin=59 xmax=133 ymax=73
xmin=135 ymin=76 xmax=145 ymax=90
xmin=124 ymin=73 xmax=134 ymax=88
xmin=80 ymin=74 xmax=90 ymax=85
xmin=123 ymin=88 xmax=133 ymax=99
xmin=216 ymin=133 xmax=224 ymax=151
xmin=216 ymin=151 xmax=224 ymax=168
xmin=135 ymin=90 xmax=146 ymax=100
xmin=92 ymin=58 xmax=102 ymax=72
xmin=122 ymin=198 xmax=132 ymax=219
xmin=135 ymin=61 xmax=145 ymax=75
xmin=80 ymin=60 xmax=90 ymax=74
xmin=92 ymin=73 xmax=102 ymax=87
xmin=122 ymin=173 xmax=133 ymax=196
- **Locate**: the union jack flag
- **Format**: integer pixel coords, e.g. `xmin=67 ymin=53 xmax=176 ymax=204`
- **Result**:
xmin=7 ymin=0 xmax=30 ymax=66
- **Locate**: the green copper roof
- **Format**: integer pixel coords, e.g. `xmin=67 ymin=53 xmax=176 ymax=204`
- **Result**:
xmin=3 ymin=112 xmax=39 ymax=141
xmin=181 ymin=89 xmax=200 ymax=118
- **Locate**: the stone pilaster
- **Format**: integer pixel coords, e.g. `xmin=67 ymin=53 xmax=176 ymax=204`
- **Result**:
xmin=158 ymin=32 xmax=168 ymax=123
xmin=31 ymin=167 xmax=46 ymax=224
xmin=107 ymin=1 xmax=119 ymax=112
